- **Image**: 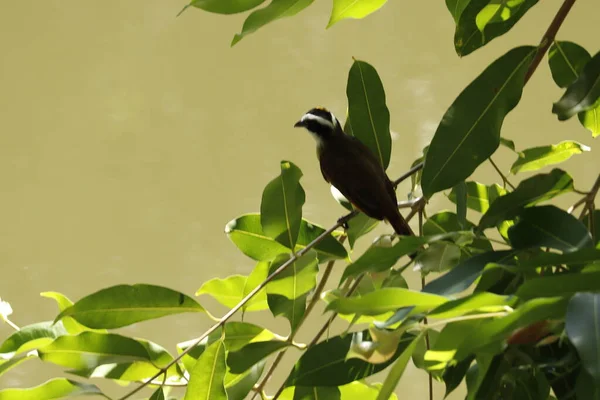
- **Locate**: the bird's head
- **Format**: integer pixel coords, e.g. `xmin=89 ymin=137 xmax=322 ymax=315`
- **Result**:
xmin=294 ymin=107 xmax=342 ymax=142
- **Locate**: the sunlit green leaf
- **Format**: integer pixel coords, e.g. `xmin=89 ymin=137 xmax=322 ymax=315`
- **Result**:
xmin=443 ymin=355 xmax=474 ymax=397
xmin=293 ymin=386 xmax=340 ymax=400
xmin=231 ymin=0 xmax=314 ymax=46
xmin=553 ymin=51 xmax=600 ymax=120
xmin=267 ymin=251 xmax=318 ymax=299
xmin=578 ymin=102 xmax=600 ymax=137
xmin=190 ymin=0 xmax=266 ymax=14
xmin=422 ymin=46 xmax=536 ymax=198
xmin=448 ymin=181 xmax=506 ymax=214
xmin=285 ymin=329 xmax=412 ymax=386
xmin=38 ymin=332 xmax=162 ymax=370
xmin=226 ymin=214 xmax=346 ymax=262
xmin=0 ymin=378 xmax=106 ymax=400
xmin=328 ymin=0 xmax=387 ymax=27
xmin=227 ymin=340 xmax=289 ymax=374
xmin=55 ymin=284 xmax=204 ymax=329
xmin=510 ymin=141 xmax=590 ymax=174
xmin=326 ymin=287 xmax=447 ymax=316
xmin=454 ymin=0 xmax=538 ymax=56
xmin=423 ymin=211 xmax=493 ymax=254
xmin=499 ymin=137 xmax=516 ymax=151
xmin=478 ymin=169 xmax=573 ymax=230
xmin=261 ymin=161 xmax=305 ymax=249
xmin=0 ymin=321 xmax=67 ymax=356
xmin=346 ymin=59 xmax=391 ymax=169
xmin=508 ymin=205 xmax=594 ymax=252
xmin=0 ymin=354 xmax=35 ymax=378
xmin=347 ymin=328 xmax=406 ymax=364
xmin=196 ymin=265 xmax=268 ymax=312
xmin=185 ymin=339 xmax=227 ymax=400
xmin=41 ymin=292 xmax=99 ymax=335
xmin=428 ymin=292 xmax=512 ymax=319
xmin=566 ymin=293 xmax=600 ymax=386
xmin=223 ymin=322 xmax=277 ymax=352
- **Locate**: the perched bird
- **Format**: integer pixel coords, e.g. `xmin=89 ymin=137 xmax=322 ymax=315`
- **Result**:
xmin=294 ymin=107 xmax=413 ymax=237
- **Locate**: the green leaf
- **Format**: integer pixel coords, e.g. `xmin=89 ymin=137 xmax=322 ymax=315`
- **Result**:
xmin=267 ymin=293 xmax=307 ymax=333
xmin=346 ymin=212 xmax=379 ymax=248
xmin=515 ymin=247 xmax=600 ymax=270
xmin=548 ymin=41 xmax=592 ymax=88
xmin=328 ymin=0 xmax=388 ymax=28
xmin=587 ymin=210 xmax=600 ymax=246
xmin=448 ymin=181 xmax=506 ymax=214
xmin=376 ymin=332 xmax=423 ymax=400
xmin=428 ymin=292 xmax=512 ymax=319
xmin=38 ymin=332 xmax=160 ymax=370
xmin=223 ymin=321 xmax=277 ymax=352
xmin=261 ymin=161 xmax=305 ymax=249
xmin=0 ymin=321 xmax=67 ymax=356
xmin=341 ymin=233 xmax=469 ymax=282
xmin=293 ymin=386 xmax=341 ymax=400
xmin=510 ymin=141 xmax=590 ymax=174
xmin=553 ymin=51 xmax=600 ymax=120
xmin=516 ymin=270 xmax=600 ymax=300
xmin=454 ymin=181 xmax=468 ymax=228
xmin=267 ymin=251 xmax=318 ymax=299
xmin=41 ymin=292 xmax=99 ymax=335
xmin=346 ymin=59 xmax=391 ymax=170
xmin=548 ymin=41 xmax=600 ymax=137
xmin=225 ymin=360 xmax=265 ymax=400
xmin=579 ymin=101 xmax=600 ymax=137
xmin=565 ymin=293 xmax=600 ymax=385
xmin=454 ymin=0 xmax=538 ymax=56
xmin=340 ymin=382 xmax=398 ymax=400
xmin=499 ymin=137 xmax=516 ymax=151
xmin=231 ymin=0 xmax=314 ymax=46
xmin=226 ymin=214 xmax=346 ymax=262
xmin=296 ymin=219 xmax=348 ymax=262
xmin=55 ymin=284 xmax=205 ymax=329
xmin=149 ymin=387 xmax=165 ymax=400
xmin=423 ymin=250 xmax=515 ymax=296
xmin=446 ymin=0 xmax=471 ymax=24
xmin=0 ymin=378 xmax=106 ymax=400
xmin=326 ymin=287 xmax=447 ymax=316
xmin=423 ymin=211 xmax=493 ymax=253
xmin=414 ymin=242 xmax=462 ymax=274
xmin=284 ymin=330 xmax=413 ymax=386
xmin=196 ymin=264 xmax=269 ymax=312
xmin=443 ymin=355 xmax=475 ymax=397
xmin=185 ymin=339 xmax=227 ymax=400
xmin=421 ymin=46 xmax=536 ymax=198
xmin=227 ymin=340 xmax=289 ymax=374
xmin=508 ymin=205 xmax=594 ymax=252
xmin=0 ymin=354 xmax=35 ymax=378
xmin=68 ymin=337 xmax=180 ymax=382
xmin=478 ymin=169 xmax=574 ymax=230
xmin=190 ymin=0 xmax=266 ymax=14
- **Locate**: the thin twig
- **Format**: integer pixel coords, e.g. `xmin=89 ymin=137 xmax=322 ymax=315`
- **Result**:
xmin=523 ymin=0 xmax=578 ymax=85
xmin=393 ymin=162 xmax=423 ymax=187
xmin=4 ymin=318 xmax=20 ymax=331
xmin=489 ymin=157 xmax=516 ymax=190
xmin=251 ymin=236 xmax=347 ymax=398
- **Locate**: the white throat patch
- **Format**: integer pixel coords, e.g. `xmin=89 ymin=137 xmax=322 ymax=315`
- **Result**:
xmin=301 ymin=113 xmax=335 ymax=130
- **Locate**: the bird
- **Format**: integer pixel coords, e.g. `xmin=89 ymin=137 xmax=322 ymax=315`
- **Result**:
xmin=294 ymin=107 xmax=414 ymax=237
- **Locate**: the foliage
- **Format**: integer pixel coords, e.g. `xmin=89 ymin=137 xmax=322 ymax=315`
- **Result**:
xmin=2 ymin=1 xmax=600 ymax=399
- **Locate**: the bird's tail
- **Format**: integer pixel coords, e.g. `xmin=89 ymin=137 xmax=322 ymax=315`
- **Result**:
xmin=388 ymin=211 xmax=414 ymax=237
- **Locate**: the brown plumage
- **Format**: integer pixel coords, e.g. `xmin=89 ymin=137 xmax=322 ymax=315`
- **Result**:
xmin=294 ymin=107 xmax=413 ymax=237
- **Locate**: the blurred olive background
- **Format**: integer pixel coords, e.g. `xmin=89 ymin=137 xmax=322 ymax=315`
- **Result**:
xmin=0 ymin=1 xmax=597 ymax=398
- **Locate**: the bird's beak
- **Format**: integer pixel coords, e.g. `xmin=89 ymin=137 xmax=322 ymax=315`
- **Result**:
xmin=294 ymin=120 xmax=304 ymax=128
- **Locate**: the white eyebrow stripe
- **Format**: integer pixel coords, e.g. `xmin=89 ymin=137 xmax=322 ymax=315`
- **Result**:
xmin=301 ymin=113 xmax=335 ymax=130
xmin=330 ymin=112 xmax=338 ymax=129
